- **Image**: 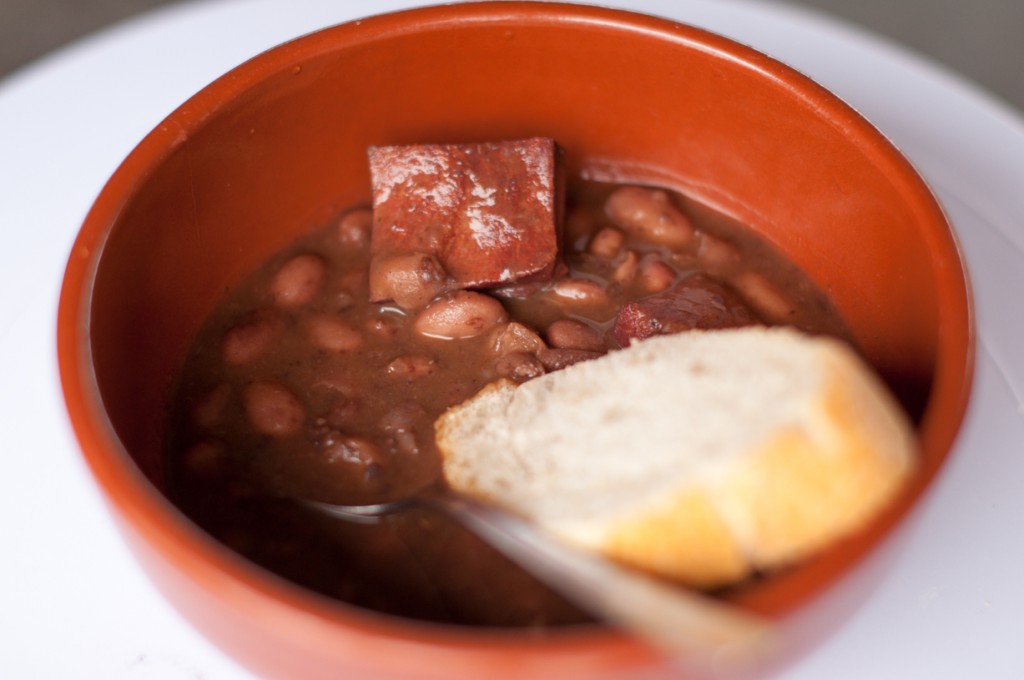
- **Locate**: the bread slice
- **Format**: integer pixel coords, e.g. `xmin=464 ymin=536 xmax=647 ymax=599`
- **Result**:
xmin=435 ymin=327 xmax=916 ymax=588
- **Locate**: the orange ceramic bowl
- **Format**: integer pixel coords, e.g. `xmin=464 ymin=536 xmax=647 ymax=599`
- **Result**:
xmin=57 ymin=2 xmax=972 ymax=678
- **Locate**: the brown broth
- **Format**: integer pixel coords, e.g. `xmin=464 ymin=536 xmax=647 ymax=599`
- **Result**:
xmin=166 ymin=179 xmax=852 ymax=627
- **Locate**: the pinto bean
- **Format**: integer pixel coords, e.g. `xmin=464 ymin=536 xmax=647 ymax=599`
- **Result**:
xmin=545 ymin=319 xmax=605 ymax=352
xmin=488 ymin=321 xmax=546 ymax=357
xmin=269 ymin=254 xmax=327 ymax=307
xmin=587 ymin=227 xmax=625 ymax=259
xmin=413 ymin=291 xmax=508 ymax=339
xmin=338 ymin=208 xmax=373 ymax=249
xmin=243 ymin=381 xmax=304 ymax=437
xmin=605 ymin=186 xmax=695 ymax=249
xmin=638 ymin=257 xmax=676 ymax=293
xmin=389 ymin=430 xmax=421 ymax=457
xmin=321 ymin=435 xmax=387 ymax=483
xmin=732 ymin=271 xmax=796 ymax=322
xmin=386 ymin=354 xmax=438 ymax=378
xmin=332 ymin=289 xmax=356 ymax=311
xmin=549 ymin=278 xmax=610 ymax=307
xmin=494 ymin=352 xmax=546 ymax=382
xmin=697 ymin=232 xmax=742 ymax=270
xmin=222 ymin=312 xmax=282 ymax=365
xmin=306 ymin=314 xmax=363 ymax=352
xmin=611 ymin=250 xmax=639 ymax=286
xmin=369 ymin=251 xmax=447 ymax=310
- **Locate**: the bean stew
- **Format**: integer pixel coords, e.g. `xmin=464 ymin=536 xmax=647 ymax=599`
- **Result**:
xmin=167 ymin=140 xmax=852 ymax=628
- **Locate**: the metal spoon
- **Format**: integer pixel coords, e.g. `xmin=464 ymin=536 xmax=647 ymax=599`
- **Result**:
xmin=301 ymin=485 xmax=775 ymax=673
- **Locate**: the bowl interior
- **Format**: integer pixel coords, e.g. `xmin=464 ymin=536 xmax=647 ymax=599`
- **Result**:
xmin=59 ymin=2 xmax=972 ymax=678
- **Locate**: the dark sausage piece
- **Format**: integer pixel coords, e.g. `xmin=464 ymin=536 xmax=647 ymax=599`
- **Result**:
xmin=368 ymin=138 xmax=561 ymax=292
xmin=611 ymin=274 xmax=759 ymax=346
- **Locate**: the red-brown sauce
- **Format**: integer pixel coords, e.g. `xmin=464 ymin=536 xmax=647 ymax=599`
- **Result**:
xmin=166 ymin=179 xmax=851 ymax=627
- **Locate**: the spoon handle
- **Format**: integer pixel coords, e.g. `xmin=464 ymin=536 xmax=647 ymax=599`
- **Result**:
xmin=432 ymin=492 xmax=775 ymax=672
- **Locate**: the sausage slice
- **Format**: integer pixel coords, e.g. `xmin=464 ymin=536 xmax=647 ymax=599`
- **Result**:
xmin=368 ymin=138 xmax=562 ymax=299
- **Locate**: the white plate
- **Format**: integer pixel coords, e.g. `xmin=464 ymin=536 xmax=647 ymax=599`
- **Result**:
xmin=2 ymin=1 xmax=1021 ymax=678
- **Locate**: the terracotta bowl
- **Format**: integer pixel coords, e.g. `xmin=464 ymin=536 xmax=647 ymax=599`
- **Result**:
xmin=57 ymin=2 xmax=973 ymax=678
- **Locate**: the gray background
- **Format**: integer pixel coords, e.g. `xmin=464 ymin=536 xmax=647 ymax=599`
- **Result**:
xmin=2 ymin=0 xmax=1023 ymax=115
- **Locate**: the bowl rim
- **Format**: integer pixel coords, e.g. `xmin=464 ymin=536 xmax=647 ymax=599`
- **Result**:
xmin=55 ymin=0 xmax=974 ymax=671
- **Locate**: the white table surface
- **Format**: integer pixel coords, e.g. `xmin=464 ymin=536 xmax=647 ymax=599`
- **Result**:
xmin=2 ymin=1 xmax=1023 ymax=678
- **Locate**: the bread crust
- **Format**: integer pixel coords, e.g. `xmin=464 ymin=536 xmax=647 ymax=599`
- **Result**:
xmin=435 ymin=328 xmax=916 ymax=588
